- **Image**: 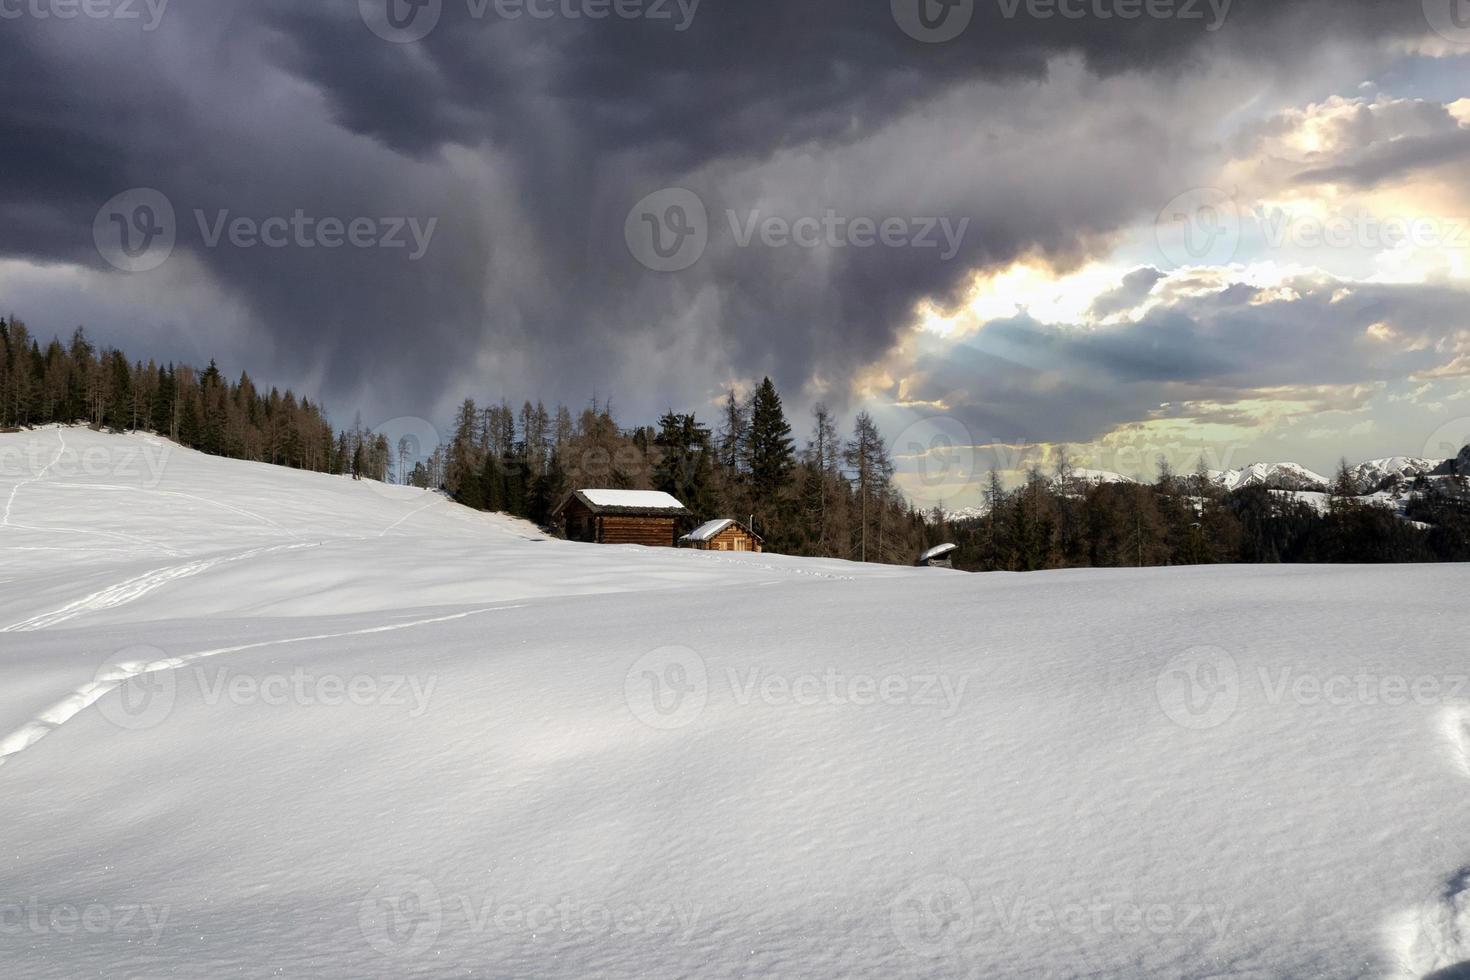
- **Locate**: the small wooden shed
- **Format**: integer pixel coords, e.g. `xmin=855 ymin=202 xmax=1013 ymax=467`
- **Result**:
xmin=679 ymin=518 xmax=763 ymax=553
xmin=552 ymin=489 xmax=691 ymax=547
xmin=917 ymin=543 xmax=958 ymax=568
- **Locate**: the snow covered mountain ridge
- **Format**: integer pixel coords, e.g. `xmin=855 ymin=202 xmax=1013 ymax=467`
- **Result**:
xmin=942 ymin=449 xmax=1469 ymax=521
xmin=1074 ymin=454 xmax=1462 ymax=493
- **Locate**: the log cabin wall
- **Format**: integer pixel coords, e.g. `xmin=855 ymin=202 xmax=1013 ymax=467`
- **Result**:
xmin=597 ymin=515 xmax=678 ymax=547
xmin=708 ymin=526 xmax=760 ymax=552
xmin=560 ymin=498 xmax=597 ymax=542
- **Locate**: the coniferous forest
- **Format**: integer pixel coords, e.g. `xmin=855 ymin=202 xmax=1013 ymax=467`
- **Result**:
xmin=4 ymin=315 xmax=1467 ymax=568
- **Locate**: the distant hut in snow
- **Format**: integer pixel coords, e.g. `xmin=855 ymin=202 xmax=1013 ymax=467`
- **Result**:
xmin=917 ymin=543 xmax=958 ymax=568
xmin=552 ymin=490 xmax=690 ymax=547
xmin=679 ymin=518 xmax=763 ymax=553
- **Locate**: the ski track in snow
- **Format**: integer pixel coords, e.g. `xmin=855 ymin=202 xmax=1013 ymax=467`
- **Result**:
xmin=44 ymin=483 xmax=299 ymax=537
xmin=0 ymin=428 xmax=66 ymax=527
xmin=0 ymin=605 xmax=519 ymax=770
xmin=2 ymin=430 xmax=184 ymax=555
xmin=1 ymin=542 xmax=322 ymax=633
xmin=4 ymin=521 xmax=183 ymax=555
xmin=377 ymin=497 xmax=439 ymax=537
xmin=1386 ymin=706 xmax=1470 ymax=978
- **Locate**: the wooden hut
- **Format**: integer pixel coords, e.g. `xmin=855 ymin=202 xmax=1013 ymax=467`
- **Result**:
xmin=917 ymin=543 xmax=958 ymax=568
xmin=678 ymin=518 xmax=763 ymax=553
xmin=552 ymin=490 xmax=690 ymax=547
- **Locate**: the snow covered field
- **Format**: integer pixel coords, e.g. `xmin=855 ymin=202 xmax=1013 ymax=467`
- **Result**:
xmin=3 ymin=426 xmax=1470 ymax=978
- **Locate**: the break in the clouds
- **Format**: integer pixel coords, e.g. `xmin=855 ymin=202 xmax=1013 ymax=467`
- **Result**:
xmin=0 ymin=0 xmax=1467 ymax=502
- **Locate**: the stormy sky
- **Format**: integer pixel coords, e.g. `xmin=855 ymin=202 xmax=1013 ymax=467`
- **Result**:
xmin=2 ymin=0 xmax=1469 ymax=506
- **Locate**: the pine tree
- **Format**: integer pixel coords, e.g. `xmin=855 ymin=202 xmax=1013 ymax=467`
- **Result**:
xmin=653 ymin=411 xmax=717 ymax=519
xmin=447 ymin=399 xmax=481 ymax=501
xmin=843 ymin=412 xmax=893 ymax=562
xmin=717 ymin=388 xmax=748 ymax=475
xmin=747 ymin=377 xmax=794 ymax=497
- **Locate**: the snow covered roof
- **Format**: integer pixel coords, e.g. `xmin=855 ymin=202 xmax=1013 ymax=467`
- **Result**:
xmin=682 ymin=519 xmax=735 ymax=542
xmin=558 ymin=489 xmax=690 ymax=515
xmin=918 ymin=543 xmax=958 ymax=562
xmin=679 ymin=518 xmax=761 ymax=543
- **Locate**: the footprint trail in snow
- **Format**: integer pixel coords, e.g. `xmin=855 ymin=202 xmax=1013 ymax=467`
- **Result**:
xmin=1387 ymin=706 xmax=1470 ymax=978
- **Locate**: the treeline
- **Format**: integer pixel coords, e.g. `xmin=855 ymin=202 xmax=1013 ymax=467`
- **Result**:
xmin=0 ymin=315 xmax=930 ymax=564
xmin=8 ymin=313 xmax=1467 ymax=569
xmin=938 ymin=463 xmax=1470 ymax=571
xmin=0 ymin=318 xmax=392 ymax=479
xmin=434 ymin=378 xmax=930 ymax=562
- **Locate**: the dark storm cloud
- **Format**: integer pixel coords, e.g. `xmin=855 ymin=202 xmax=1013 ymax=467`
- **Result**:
xmin=1291 ymin=128 xmax=1470 ymax=188
xmin=906 ymin=276 xmax=1470 ymax=445
xmin=1088 ymin=266 xmax=1163 ymax=318
xmin=0 ymin=0 xmax=1439 ymax=424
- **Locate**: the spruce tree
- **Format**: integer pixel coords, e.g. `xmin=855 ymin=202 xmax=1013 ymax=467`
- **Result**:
xmin=747 ymin=377 xmax=794 ymax=498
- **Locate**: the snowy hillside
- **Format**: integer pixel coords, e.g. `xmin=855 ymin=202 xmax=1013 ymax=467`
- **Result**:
xmin=3 ymin=427 xmax=1470 ymax=979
